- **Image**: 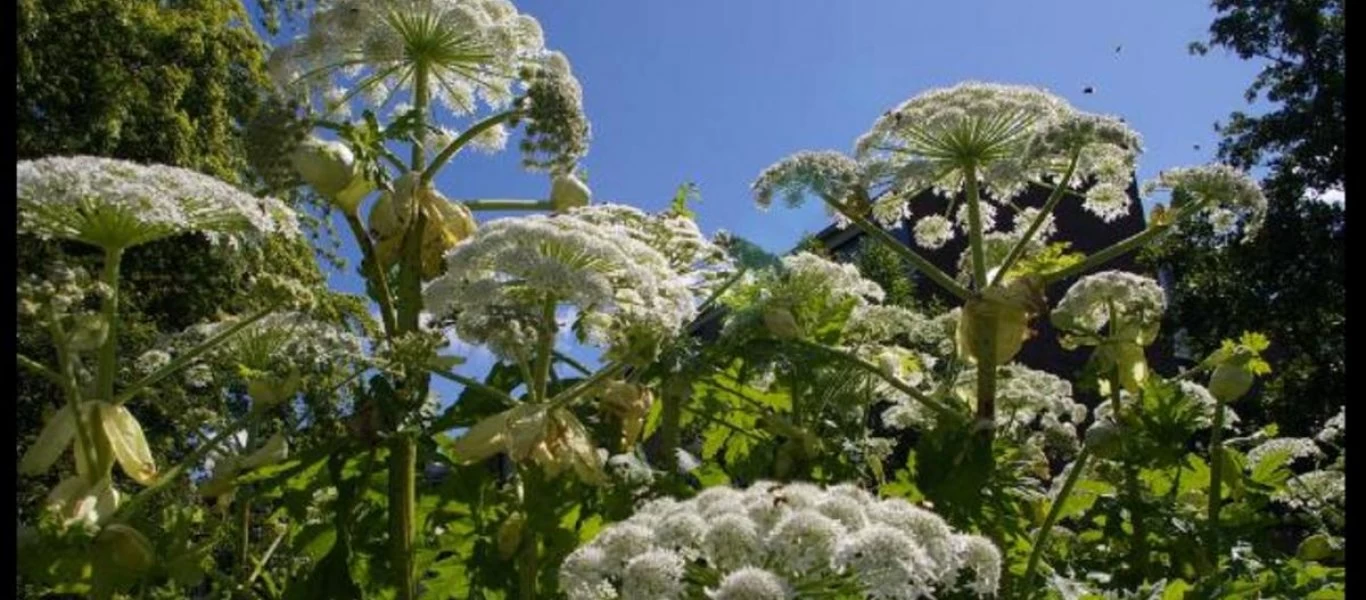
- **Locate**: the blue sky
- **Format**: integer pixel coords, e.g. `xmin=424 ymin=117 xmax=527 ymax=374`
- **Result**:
xmin=255 ymin=1 xmax=1267 ymax=408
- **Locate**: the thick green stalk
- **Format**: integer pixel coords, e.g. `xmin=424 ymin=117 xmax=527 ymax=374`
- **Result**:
xmin=1021 ymin=446 xmax=1092 ymax=592
xmin=389 ymin=59 xmax=430 ymax=600
xmin=96 ymin=247 xmax=124 ymax=401
xmin=388 ymin=434 xmax=417 ymax=600
xmin=962 ymin=164 xmax=1000 ymax=435
xmin=343 ymin=210 xmax=399 ymax=337
xmin=990 ymin=150 xmax=1081 ymax=287
xmin=1206 ymin=394 xmax=1228 ymax=565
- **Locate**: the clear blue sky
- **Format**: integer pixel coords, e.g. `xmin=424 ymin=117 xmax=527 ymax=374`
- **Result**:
xmin=255 ymin=1 xmax=1266 ymax=407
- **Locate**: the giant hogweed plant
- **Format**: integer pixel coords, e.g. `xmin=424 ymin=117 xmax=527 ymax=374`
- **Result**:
xmin=14 ymin=5 xmax=1342 ymax=597
xmin=736 ymin=82 xmax=1339 ymax=597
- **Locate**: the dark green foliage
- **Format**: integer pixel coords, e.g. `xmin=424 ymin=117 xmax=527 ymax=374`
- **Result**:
xmin=1145 ymin=0 xmax=1345 ymax=436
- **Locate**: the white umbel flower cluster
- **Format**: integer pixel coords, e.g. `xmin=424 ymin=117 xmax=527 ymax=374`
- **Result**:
xmin=566 ymin=204 xmax=735 ymax=296
xmin=269 ymin=0 xmax=549 ymax=116
xmin=17 ymin=156 xmax=300 ymax=250
xmin=424 ymin=207 xmax=698 ymax=364
xmin=1317 ymin=407 xmax=1345 ymax=445
xmin=559 ymin=481 xmax=1001 ymax=600
xmin=1051 ymin=271 xmax=1166 ymax=348
xmin=1142 ymin=164 xmax=1267 ymax=240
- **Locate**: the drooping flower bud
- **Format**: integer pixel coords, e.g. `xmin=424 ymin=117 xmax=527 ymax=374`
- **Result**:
xmin=99 ymin=402 xmax=158 ymax=486
xmin=1208 ymin=362 xmax=1254 ymax=403
xmin=290 ymin=137 xmax=361 ymax=199
xmin=96 ymin=523 xmax=157 ymax=575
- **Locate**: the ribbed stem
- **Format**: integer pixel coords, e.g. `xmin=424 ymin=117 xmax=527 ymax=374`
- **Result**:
xmin=1206 ymin=394 xmax=1228 ymax=567
xmin=96 ymin=247 xmax=123 ymax=401
xmin=388 ymin=435 xmax=417 ymax=600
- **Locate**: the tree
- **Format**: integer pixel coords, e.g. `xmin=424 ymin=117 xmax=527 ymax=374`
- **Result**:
xmin=16 ymin=0 xmax=334 ymax=595
xmin=1142 ymin=0 xmax=1345 ymax=436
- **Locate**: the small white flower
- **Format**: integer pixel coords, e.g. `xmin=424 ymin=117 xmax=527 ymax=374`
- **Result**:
xmin=1082 ymin=182 xmax=1132 ymax=223
xmin=708 ymin=566 xmax=790 ymax=600
xmin=913 ymin=215 xmax=955 ymax=249
xmin=621 ymin=549 xmax=686 ymax=600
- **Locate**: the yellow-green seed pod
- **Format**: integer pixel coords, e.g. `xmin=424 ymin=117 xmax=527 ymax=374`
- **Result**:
xmin=550 ymin=173 xmax=591 ymax=212
xmin=333 ymin=171 xmax=377 ymax=215
xmin=96 ymin=523 xmax=157 ymax=575
xmin=1208 ymin=363 xmax=1254 ymax=403
xmin=20 ymin=405 xmax=77 ymax=476
xmin=496 ymin=513 xmax=526 ymax=559
xmin=99 ymin=402 xmax=158 ymax=486
xmin=762 ymin=307 xmax=801 ymax=340
xmin=290 ymin=137 xmax=359 ymax=198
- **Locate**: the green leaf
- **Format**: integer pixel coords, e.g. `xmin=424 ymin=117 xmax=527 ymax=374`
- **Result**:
xmin=1162 ymin=578 xmax=1193 ymax=600
xmin=1297 ymin=534 xmax=1339 ymax=561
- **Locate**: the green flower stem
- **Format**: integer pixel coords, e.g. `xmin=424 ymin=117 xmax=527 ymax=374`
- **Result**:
xmin=963 ymin=163 xmax=987 ymax=290
xmin=389 ymin=59 xmax=431 ymax=600
xmin=17 ymin=353 xmax=64 ymax=389
xmin=827 ymin=199 xmax=976 ymax=303
xmin=462 ymin=199 xmax=554 ymax=212
xmin=1206 ymin=394 xmax=1228 ymax=566
xmin=342 ymin=209 xmax=399 ymax=337
xmin=534 ymin=300 xmax=557 ymax=403
xmin=111 ymin=411 xmax=257 ymax=524
xmin=1114 ymin=370 xmax=1150 ymax=581
xmin=113 ymin=301 xmax=283 ymax=406
xmin=422 ymin=109 xmax=522 ymax=186
xmin=516 ymin=473 xmax=542 ymax=600
xmin=549 ymin=362 xmax=629 ymax=410
xmin=244 ymin=523 xmax=290 ymax=589
xmin=660 ymin=375 xmax=688 ymax=474
xmin=388 ymin=434 xmax=418 ymax=600
xmin=239 ymin=498 xmax=253 ymax=579
xmin=552 ymin=350 xmax=593 ymax=376
xmin=1044 ymin=200 xmax=1207 ymax=284
xmin=791 ymin=340 xmax=962 ymax=423
xmin=96 ymin=247 xmax=124 ymax=401
xmin=990 ymin=150 xmax=1082 ymax=287
xmin=1021 ymin=445 xmax=1093 ymax=592
xmin=47 ymin=313 xmax=100 ymax=480
xmin=427 ymin=367 xmax=519 ymax=408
